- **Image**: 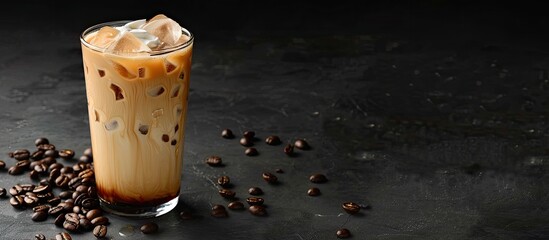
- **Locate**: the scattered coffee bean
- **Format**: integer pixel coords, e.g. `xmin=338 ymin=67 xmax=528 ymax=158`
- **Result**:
xmin=44 ymin=149 xmax=58 ymax=158
xmin=221 ymin=129 xmax=234 ymax=139
xmin=37 ymin=144 xmax=55 ymax=151
xmin=58 ymin=149 xmax=75 ymax=160
xmin=140 ymin=222 xmax=159 ymax=234
xmin=86 ymin=209 xmax=102 ymax=220
xmin=30 ymin=150 xmax=44 ymax=160
xmin=262 ymin=172 xmax=278 ymax=184
xmin=33 ymin=204 xmax=50 ymax=213
xmin=55 ymin=175 xmax=70 ymax=189
xmin=48 ymin=205 xmax=65 ymax=216
xmin=307 ymin=187 xmax=321 ymax=196
xmin=93 ymin=225 xmax=107 ymax=238
xmin=10 ymin=195 xmax=25 ymax=208
xmin=227 ymin=201 xmax=245 ymax=210
xmin=342 ymin=202 xmax=360 ymax=215
xmin=47 ymin=197 xmax=61 ymax=206
xmin=294 ymin=139 xmax=310 ymax=150
xmin=79 ymin=218 xmax=93 ymax=231
xmin=217 ymin=176 xmax=230 ymax=187
xmin=283 ymin=144 xmax=294 ymax=156
xmin=243 ymin=131 xmax=255 ymax=139
xmin=0 ymin=160 xmax=5 ymax=169
xmin=54 ymin=214 xmax=66 ymax=227
xmin=32 ymin=211 xmax=48 ymax=222
xmin=218 ymin=189 xmax=236 ymax=199
xmin=210 ymin=204 xmax=228 ymax=218
xmin=0 ymin=188 xmax=6 ymax=197
xmin=34 ymin=138 xmax=49 ymax=147
xmin=55 ymin=232 xmax=72 ymax=240
xmin=83 ymin=148 xmax=93 ymax=158
xmin=275 ymin=168 xmax=284 ymax=173
xmin=78 ymin=155 xmax=92 ymax=163
xmin=34 ymin=233 xmax=46 ymax=240
xmin=245 ymin=147 xmax=258 ymax=156
xmin=249 ymin=205 xmax=267 ymax=216
xmin=13 ymin=149 xmax=30 ymax=160
xmin=8 ymin=166 xmax=24 ymax=175
xmin=91 ymin=216 xmax=109 ymax=226
xmin=246 ymin=197 xmax=264 ymax=206
xmin=265 ymin=135 xmax=281 ymax=145
xmin=248 ymin=187 xmax=263 ymax=196
xmin=336 ymin=228 xmax=351 ymax=238
xmin=309 ymin=173 xmax=327 ymax=183
xmin=33 ymin=185 xmax=51 ymax=194
xmin=205 ymin=156 xmax=223 ymax=167
xmin=239 ymin=137 xmax=252 ymax=147
xmin=16 ymin=159 xmax=31 ymax=169
xmin=29 ymin=170 xmax=39 ymax=180
xmin=179 ymin=211 xmax=193 ymax=220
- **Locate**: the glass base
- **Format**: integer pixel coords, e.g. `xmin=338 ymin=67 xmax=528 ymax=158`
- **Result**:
xmin=99 ymin=196 xmax=179 ymax=218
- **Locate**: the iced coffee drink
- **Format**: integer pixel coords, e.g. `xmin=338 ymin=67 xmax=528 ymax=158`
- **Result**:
xmin=80 ymin=14 xmax=193 ymax=217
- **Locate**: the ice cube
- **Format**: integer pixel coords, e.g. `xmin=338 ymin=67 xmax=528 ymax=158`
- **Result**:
xmin=90 ymin=26 xmax=120 ymax=49
xmin=106 ymin=31 xmax=151 ymax=54
xmin=143 ymin=18 xmax=182 ymax=46
xmin=147 ymin=14 xmax=168 ymax=23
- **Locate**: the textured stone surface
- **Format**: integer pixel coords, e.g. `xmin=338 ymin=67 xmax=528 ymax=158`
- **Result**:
xmin=0 ymin=1 xmax=549 ymax=240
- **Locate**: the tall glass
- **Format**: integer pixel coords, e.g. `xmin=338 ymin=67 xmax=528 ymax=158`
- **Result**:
xmin=80 ymin=21 xmax=193 ymax=217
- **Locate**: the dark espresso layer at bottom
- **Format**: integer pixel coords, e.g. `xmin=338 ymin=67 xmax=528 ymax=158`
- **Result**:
xmin=98 ymin=188 xmax=180 ymax=207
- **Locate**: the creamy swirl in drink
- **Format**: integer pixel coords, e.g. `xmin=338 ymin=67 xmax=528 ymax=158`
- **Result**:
xmin=80 ymin=14 xmax=193 ymax=216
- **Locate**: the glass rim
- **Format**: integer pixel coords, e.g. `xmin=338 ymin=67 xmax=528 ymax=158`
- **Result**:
xmin=80 ymin=20 xmax=193 ymax=56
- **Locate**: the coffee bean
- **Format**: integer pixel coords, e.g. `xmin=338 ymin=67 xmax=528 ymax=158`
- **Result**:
xmin=33 ymin=185 xmax=51 ymax=194
xmin=283 ymin=144 xmax=294 ymax=156
xmin=8 ymin=166 xmax=24 ymax=175
xmin=33 ymin=204 xmax=50 ymax=213
xmin=55 ymin=175 xmax=70 ymax=189
xmin=10 ymin=195 xmax=25 ymax=209
xmin=87 ymin=186 xmax=97 ymax=198
xmin=93 ymin=225 xmax=107 ymax=238
xmin=248 ymin=205 xmax=267 ymax=216
xmin=81 ymin=198 xmax=99 ymax=209
xmin=179 ymin=211 xmax=193 ymax=220
xmin=248 ymin=187 xmax=263 ymax=196
xmin=245 ymin=147 xmax=258 ymax=156
xmin=83 ymin=147 xmax=92 ymax=158
xmin=37 ymin=144 xmax=55 ymax=151
xmin=140 ymin=222 xmax=159 ymax=234
xmin=13 ymin=149 xmax=30 ymax=160
xmin=16 ymin=159 xmax=31 ymax=169
xmin=218 ymin=189 xmax=236 ymax=199
xmin=29 ymin=170 xmax=39 ymax=180
xmin=39 ymin=179 xmax=50 ymax=186
xmin=217 ymin=176 xmax=230 ymax=187
xmin=68 ymin=177 xmax=83 ymax=189
xmin=210 ymin=204 xmax=228 ymax=218
xmin=294 ymin=139 xmax=310 ymax=150
xmin=35 ymin=233 xmax=46 ymax=240
xmin=36 ymin=192 xmax=53 ymax=201
xmin=78 ymin=155 xmax=92 ymax=163
xmin=8 ymin=152 xmax=14 ymax=158
xmin=32 ymin=211 xmax=48 ymax=221
xmin=243 ymin=131 xmax=255 ymax=139
xmin=34 ymin=138 xmax=49 ymax=147
xmin=44 ymin=149 xmax=58 ymax=158
xmin=336 ymin=228 xmax=351 ymax=238
xmin=79 ymin=218 xmax=93 ymax=231
xmin=86 ymin=208 xmax=102 ymax=220
xmin=30 ymin=150 xmax=44 ymax=160
xmin=265 ymin=135 xmax=281 ymax=145
xmin=54 ymin=213 xmax=66 ymax=227
xmin=58 ymin=149 xmax=75 ymax=160
xmin=307 ymin=187 xmax=321 ymax=196
xmin=55 ymin=232 xmax=72 ymax=240
xmin=227 ymin=201 xmax=245 ymax=210
xmin=78 ymin=169 xmax=94 ymax=178
xmin=205 ymin=156 xmax=223 ymax=167
xmin=72 ymin=206 xmax=81 ymax=214
xmin=48 ymin=205 xmax=65 ymax=217
xmin=0 ymin=160 xmax=5 ymax=169
xmin=239 ymin=137 xmax=253 ymax=147
xmin=309 ymin=173 xmax=328 ymax=183
xmin=246 ymin=197 xmax=264 ymax=206
xmin=42 ymin=156 xmax=57 ymax=165
xmin=49 ymin=163 xmax=63 ymax=172
xmin=342 ymin=202 xmax=360 ymax=215
xmin=9 ymin=185 xmax=21 ymax=196
xmin=60 ymin=166 xmax=73 ymax=174
xmin=91 ymin=216 xmax=109 ymax=226
xmin=262 ymin=172 xmax=278 ymax=184
xmin=47 ymin=197 xmax=61 ymax=206
xmin=0 ymin=188 xmax=6 ymax=198
xmin=275 ymin=168 xmax=284 ymax=173
xmin=75 ymin=185 xmax=88 ymax=193
xmin=24 ymin=195 xmax=40 ymax=206
xmin=221 ymin=129 xmax=234 ymax=139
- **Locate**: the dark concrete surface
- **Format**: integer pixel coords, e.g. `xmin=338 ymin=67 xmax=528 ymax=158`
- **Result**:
xmin=1 ymin=1 xmax=549 ymax=239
